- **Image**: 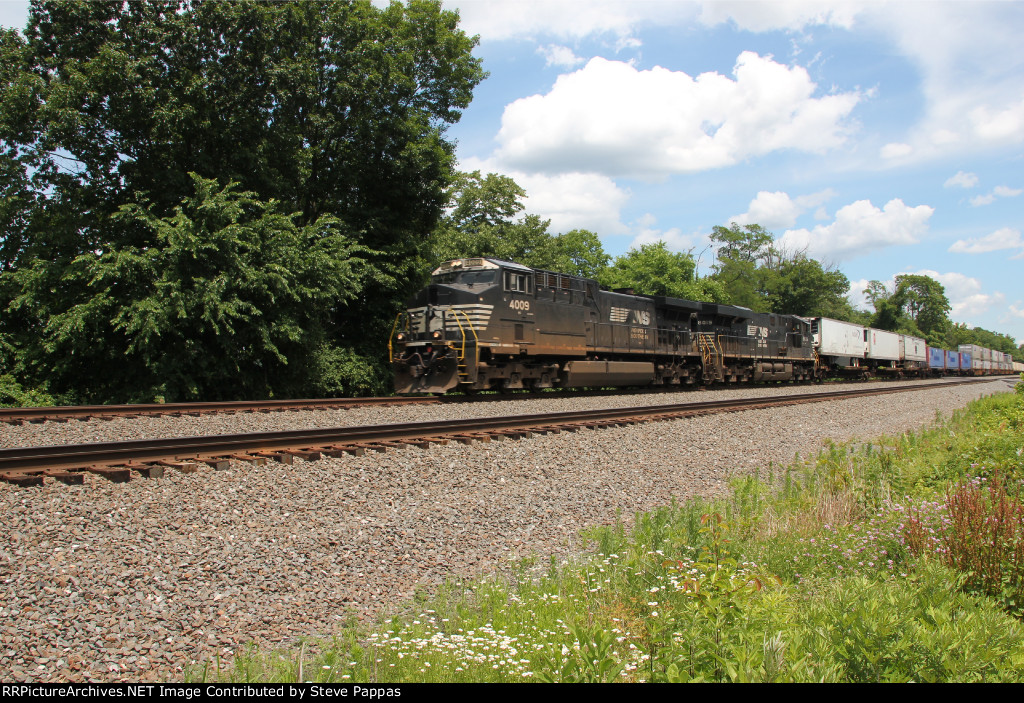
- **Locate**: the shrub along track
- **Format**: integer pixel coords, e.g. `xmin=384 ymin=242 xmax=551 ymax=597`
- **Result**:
xmin=0 ymin=377 xmax=1002 ymax=488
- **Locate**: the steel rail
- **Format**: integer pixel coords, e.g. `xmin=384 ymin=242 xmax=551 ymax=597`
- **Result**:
xmin=0 ymin=373 xmax=996 ymax=424
xmin=0 ymin=377 xmax=1005 ymax=480
xmin=0 ymin=395 xmax=439 ymax=425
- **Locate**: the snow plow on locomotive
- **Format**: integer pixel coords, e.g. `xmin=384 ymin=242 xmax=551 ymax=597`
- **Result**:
xmin=390 ymin=257 xmax=816 ymax=394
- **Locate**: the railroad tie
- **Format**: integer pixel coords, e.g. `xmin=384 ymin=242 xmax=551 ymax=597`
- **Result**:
xmin=87 ymin=466 xmax=132 ymax=483
xmin=42 ymin=470 xmax=84 ymax=485
xmin=116 ymin=462 xmax=165 ymax=479
xmin=254 ymin=452 xmax=293 ymax=464
xmin=229 ymin=454 xmax=268 ymax=466
xmin=0 ymin=472 xmax=44 ymax=487
xmin=155 ymin=460 xmax=199 ymax=473
xmin=281 ymin=449 xmax=322 ymax=462
xmin=200 ymin=458 xmax=232 ymax=471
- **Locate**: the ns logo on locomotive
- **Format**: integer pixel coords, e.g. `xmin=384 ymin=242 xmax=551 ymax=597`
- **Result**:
xmin=390 ymin=258 xmax=1021 ymax=395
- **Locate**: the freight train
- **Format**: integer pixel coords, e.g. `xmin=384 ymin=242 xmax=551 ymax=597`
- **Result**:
xmin=390 ymin=257 xmax=1023 ymax=394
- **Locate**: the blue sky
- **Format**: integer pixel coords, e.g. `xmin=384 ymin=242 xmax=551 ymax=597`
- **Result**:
xmin=3 ymin=1 xmax=1022 ymax=345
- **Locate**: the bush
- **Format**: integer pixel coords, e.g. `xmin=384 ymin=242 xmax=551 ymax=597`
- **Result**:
xmin=0 ymin=374 xmax=55 ymax=408
xmin=799 ymin=562 xmax=1024 ymax=681
xmin=942 ymin=474 xmax=1024 ymax=617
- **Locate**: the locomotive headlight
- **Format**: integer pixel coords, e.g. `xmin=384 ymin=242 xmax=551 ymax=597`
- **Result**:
xmin=396 ymin=333 xmax=405 ymax=341
xmin=432 ymin=330 xmax=442 ymax=339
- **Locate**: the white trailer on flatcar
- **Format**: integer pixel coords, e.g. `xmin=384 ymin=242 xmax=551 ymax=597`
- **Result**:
xmin=865 ymin=328 xmax=900 ymax=368
xmin=812 ymin=318 xmax=867 ymax=368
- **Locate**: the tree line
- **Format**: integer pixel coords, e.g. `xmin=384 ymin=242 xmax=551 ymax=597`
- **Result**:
xmin=433 ymin=172 xmax=1023 ymax=364
xmin=0 ymin=2 xmax=1019 ymax=406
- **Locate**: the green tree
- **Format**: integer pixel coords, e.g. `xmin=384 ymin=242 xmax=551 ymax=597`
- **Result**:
xmin=0 ymin=0 xmax=485 ymax=400
xmin=711 ymin=223 xmax=775 ymax=263
xmin=548 ymin=229 xmax=610 ymax=279
xmin=9 ymin=175 xmax=369 ymax=401
xmin=766 ymin=254 xmax=853 ymax=318
xmin=709 ymin=223 xmax=776 ymax=309
xmin=600 ymin=241 xmax=725 ymax=301
xmin=429 ymin=171 xmax=611 ymax=278
xmin=892 ymin=274 xmax=951 ymax=337
xmin=864 ymin=280 xmax=901 ymax=331
xmin=446 ymin=170 xmax=526 ymax=232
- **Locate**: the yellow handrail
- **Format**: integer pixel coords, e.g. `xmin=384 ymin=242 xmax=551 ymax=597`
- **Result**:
xmin=697 ymin=332 xmax=723 ymax=380
xmin=450 ymin=309 xmax=478 ymax=360
xmin=387 ymin=312 xmax=407 ymax=363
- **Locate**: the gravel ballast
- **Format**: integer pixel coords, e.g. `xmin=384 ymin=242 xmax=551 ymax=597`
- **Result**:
xmin=0 ymin=377 xmax=1000 ymax=449
xmin=0 ymin=378 xmax=1015 ymax=682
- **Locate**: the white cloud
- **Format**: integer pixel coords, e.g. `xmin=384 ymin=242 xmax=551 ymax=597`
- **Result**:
xmin=451 ymin=0 xmax=860 ymax=42
xmin=907 ymin=269 xmax=1005 ymax=319
xmin=729 ymin=188 xmax=837 ymax=229
xmin=880 ymin=142 xmax=912 ymax=159
xmin=629 ymin=220 xmax=700 ymax=254
xmin=777 ymin=198 xmax=933 ymax=262
xmin=537 ymin=44 xmax=586 ymax=69
xmin=453 ymin=1 xmax=1024 ymax=159
xmin=970 ymin=97 xmax=1024 ymax=141
xmin=944 ymin=171 xmax=978 ymax=189
xmin=0 ymin=2 xmax=27 ymax=30
xmin=519 ymin=170 xmax=632 ymax=235
xmin=949 ymin=227 xmax=1024 ymax=259
xmin=449 ymin=0 xmax=687 ymax=43
xmin=860 ymin=4 xmax=1024 ymax=158
xmin=968 ymin=186 xmax=1022 ymax=207
xmin=730 ymin=191 xmax=802 ymax=229
xmin=459 ymin=155 xmax=632 ymax=236
xmin=696 ymin=1 xmax=861 ymax=32
xmin=495 ymin=53 xmax=860 ymax=178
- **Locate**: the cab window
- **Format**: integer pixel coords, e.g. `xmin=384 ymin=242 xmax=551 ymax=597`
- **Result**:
xmin=504 ymin=271 xmax=531 ymax=293
xmin=432 ymin=270 xmax=496 ymax=286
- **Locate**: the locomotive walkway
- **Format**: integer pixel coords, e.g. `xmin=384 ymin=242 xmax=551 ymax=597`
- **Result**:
xmin=0 ymin=377 xmax=1005 ymax=487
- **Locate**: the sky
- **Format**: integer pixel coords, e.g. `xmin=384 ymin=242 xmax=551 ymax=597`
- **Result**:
xmin=2 ymin=1 xmax=1022 ymax=345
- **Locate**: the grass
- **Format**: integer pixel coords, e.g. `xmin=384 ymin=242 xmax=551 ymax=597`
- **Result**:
xmin=191 ymin=377 xmax=1024 ymax=683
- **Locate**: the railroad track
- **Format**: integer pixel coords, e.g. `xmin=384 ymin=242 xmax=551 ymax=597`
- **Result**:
xmin=0 ymin=377 xmax=1008 ymax=488
xmin=0 ymin=387 xmax=734 ymax=424
xmin=0 ymin=374 xmax=992 ymax=425
xmin=0 ymin=395 xmax=438 ymax=425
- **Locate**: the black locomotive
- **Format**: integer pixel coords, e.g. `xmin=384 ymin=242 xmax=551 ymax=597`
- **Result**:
xmin=391 ymin=257 xmax=815 ymax=394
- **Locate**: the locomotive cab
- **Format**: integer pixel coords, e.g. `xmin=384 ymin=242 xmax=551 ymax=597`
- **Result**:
xmin=391 ymin=258 xmax=507 ymax=394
